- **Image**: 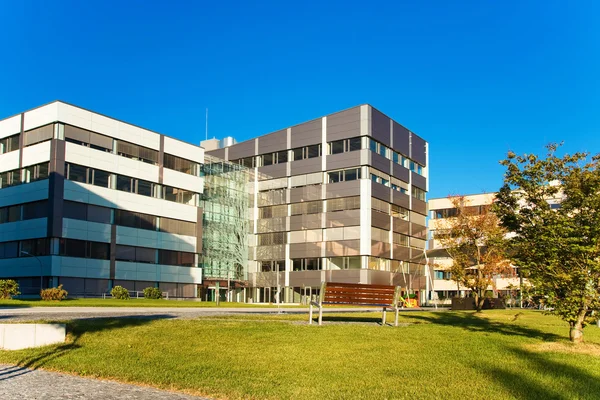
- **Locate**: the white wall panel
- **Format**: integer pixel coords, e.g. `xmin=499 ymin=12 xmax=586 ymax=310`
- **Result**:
xmin=0 ymin=180 xmax=49 ymax=207
xmin=65 ymin=142 xmax=159 ymax=183
xmin=0 ymin=115 xmax=21 ymax=140
xmin=0 ymin=151 xmax=20 ymax=173
xmin=63 ymin=180 xmax=197 ymax=222
xmin=115 ymin=262 xmax=201 ymax=284
xmin=57 ymin=102 xmax=160 ymax=149
xmin=23 ymin=103 xmax=59 ymax=131
xmin=162 ymin=168 xmax=203 ymax=193
xmin=22 ymin=141 xmax=51 ymax=167
xmin=116 ymin=226 xmax=196 ymax=252
xmin=164 ymin=136 xmax=204 ymax=163
xmin=62 ymin=219 xmax=111 ymax=243
xmin=58 ymin=257 xmax=110 ymax=280
xmin=0 ymin=218 xmax=47 ymax=242
xmin=0 ymin=256 xmax=52 ymax=278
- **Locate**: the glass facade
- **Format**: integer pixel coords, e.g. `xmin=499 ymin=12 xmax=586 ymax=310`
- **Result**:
xmin=200 ymin=155 xmax=251 ymax=282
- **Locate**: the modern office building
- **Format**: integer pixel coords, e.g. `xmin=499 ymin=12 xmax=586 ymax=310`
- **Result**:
xmin=205 ymin=105 xmax=430 ymax=304
xmin=0 ymin=101 xmax=429 ymax=302
xmin=0 ymin=101 xmax=205 ymax=297
xmin=427 ymin=193 xmax=520 ymax=303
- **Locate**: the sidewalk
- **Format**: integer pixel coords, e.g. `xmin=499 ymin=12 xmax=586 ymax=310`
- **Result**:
xmin=0 ymin=364 xmax=206 ymax=399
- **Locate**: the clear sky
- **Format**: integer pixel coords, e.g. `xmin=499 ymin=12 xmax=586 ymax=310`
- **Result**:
xmin=1 ymin=1 xmax=598 ymax=199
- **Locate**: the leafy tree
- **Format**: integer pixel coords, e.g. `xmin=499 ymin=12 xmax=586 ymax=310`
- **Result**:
xmin=494 ymin=143 xmax=600 ymax=343
xmin=438 ymin=196 xmax=511 ymax=312
xmin=0 ymin=279 xmax=20 ymax=299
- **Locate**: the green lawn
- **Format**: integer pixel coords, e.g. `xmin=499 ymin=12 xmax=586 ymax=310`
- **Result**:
xmin=0 ymin=298 xmax=296 ymax=308
xmin=0 ymin=310 xmax=599 ymax=399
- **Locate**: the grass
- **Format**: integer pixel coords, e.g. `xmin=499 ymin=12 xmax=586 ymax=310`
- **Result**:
xmin=0 ymin=310 xmax=599 ymax=399
xmin=0 ymin=298 xmax=299 ymax=308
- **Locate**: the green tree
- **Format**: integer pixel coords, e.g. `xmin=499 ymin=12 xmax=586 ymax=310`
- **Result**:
xmin=494 ymin=143 xmax=600 ymax=343
xmin=438 ymin=196 xmax=510 ymax=312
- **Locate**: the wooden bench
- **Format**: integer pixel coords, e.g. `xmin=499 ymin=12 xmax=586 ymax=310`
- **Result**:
xmin=309 ymin=282 xmax=401 ymax=326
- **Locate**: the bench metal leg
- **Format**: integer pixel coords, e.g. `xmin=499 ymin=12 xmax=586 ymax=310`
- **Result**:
xmin=382 ymin=308 xmax=387 ymax=326
xmin=309 ymin=303 xmax=313 ymax=324
xmin=318 ymin=306 xmax=323 ymax=326
xmin=395 ymin=307 xmax=399 ymax=327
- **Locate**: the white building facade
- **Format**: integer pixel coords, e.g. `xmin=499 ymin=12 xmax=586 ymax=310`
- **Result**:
xmin=0 ymin=101 xmax=204 ymax=297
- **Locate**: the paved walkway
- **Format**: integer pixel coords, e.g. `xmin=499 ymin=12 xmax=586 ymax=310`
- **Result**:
xmin=0 ymin=364 xmax=206 ymax=399
xmin=0 ymin=306 xmax=442 ymax=322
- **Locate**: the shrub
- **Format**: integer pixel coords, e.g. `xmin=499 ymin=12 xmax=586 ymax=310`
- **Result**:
xmin=143 ymin=287 xmax=162 ymax=299
xmin=40 ymin=284 xmax=68 ymax=301
xmin=0 ymin=279 xmax=20 ymax=299
xmin=111 ymin=285 xmax=130 ymax=300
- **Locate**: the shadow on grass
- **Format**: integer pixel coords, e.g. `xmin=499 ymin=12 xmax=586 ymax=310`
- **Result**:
xmin=316 ymin=315 xmax=384 ymax=324
xmin=484 ymin=345 xmax=600 ymax=399
xmin=407 ymin=311 xmax=563 ymax=341
xmin=1 ymin=314 xmax=175 ymax=379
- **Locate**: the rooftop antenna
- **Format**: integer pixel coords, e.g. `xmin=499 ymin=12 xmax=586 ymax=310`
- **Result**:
xmin=205 ymin=108 xmax=208 ymax=141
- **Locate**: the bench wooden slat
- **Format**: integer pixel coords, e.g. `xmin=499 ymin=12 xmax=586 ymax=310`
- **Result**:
xmin=325 ymin=295 xmax=394 ymax=302
xmin=325 ymin=283 xmax=395 ymax=290
xmin=325 ymin=288 xmax=394 ymax=296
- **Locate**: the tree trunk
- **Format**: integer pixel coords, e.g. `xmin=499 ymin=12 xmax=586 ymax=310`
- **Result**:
xmin=569 ymin=309 xmax=587 ymax=343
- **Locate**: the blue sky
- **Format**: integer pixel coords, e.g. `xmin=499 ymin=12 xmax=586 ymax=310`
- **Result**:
xmin=0 ymin=1 xmax=598 ymax=199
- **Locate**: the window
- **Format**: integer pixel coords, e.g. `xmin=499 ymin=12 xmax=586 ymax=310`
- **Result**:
xmin=258 ymin=150 xmax=288 ymax=166
xmin=63 ymin=201 xmax=111 ymax=224
xmin=412 ymin=186 xmax=426 ymax=201
xmin=22 ymin=201 xmax=48 ymax=220
xmin=60 ymin=239 xmax=110 ymax=260
xmin=0 ymin=134 xmax=19 ymax=154
xmin=392 ymin=184 xmax=407 ymax=194
xmin=115 ymin=245 xmax=136 ymax=262
xmin=257 ymin=232 xmax=286 ymax=245
xmin=0 ymin=241 xmax=19 ymax=258
xmin=88 ymin=241 xmax=110 ymax=260
xmin=327 ymin=168 xmax=361 ymax=183
xmin=292 ymin=258 xmax=322 ymax=271
xmin=370 ymin=171 xmax=391 ymax=187
xmin=432 ymin=208 xmax=458 ymax=219
xmin=116 ymin=141 xmax=158 ymax=164
xmin=240 ymin=157 xmax=254 ymax=168
xmin=393 ymin=232 xmax=409 ymax=246
xmin=409 ymin=161 xmax=424 ymax=175
xmin=91 ymin=169 xmax=110 ymax=188
xmin=115 ymin=210 xmax=156 ymax=231
xmin=327 ymin=256 xmax=361 ymax=270
xmin=116 ymin=175 xmax=133 ymax=192
xmin=87 ymin=204 xmax=112 ymax=224
xmin=292 ymin=144 xmax=321 ymax=161
xmin=64 ymin=125 xmax=113 ymax=152
xmin=0 ymin=169 xmax=21 ymax=188
xmin=158 ymin=249 xmax=195 ymax=267
xmin=371 ymin=227 xmax=391 ymax=243
xmin=159 ymin=217 xmax=196 ymax=236
xmin=290 ymin=201 xmax=322 ymax=215
xmin=23 ymin=163 xmax=49 ymax=183
xmin=164 ymin=154 xmax=200 ymax=176
xmin=20 ymin=238 xmax=50 ymax=257
xmin=24 ymin=124 xmax=54 ymax=146
xmin=66 ymin=163 xmax=111 ymax=188
xmin=326 ymin=196 xmax=361 ymax=212
xmin=66 ymin=164 xmax=88 ymax=183
xmin=369 ymin=139 xmax=391 ymax=160
xmin=392 ymin=205 xmax=409 ymax=220
xmin=163 ymin=186 xmax=196 ymax=205
xmin=372 ymin=198 xmax=391 ymax=214
xmin=259 ymin=205 xmax=287 ymax=219
xmin=136 ymin=179 xmax=154 ymax=197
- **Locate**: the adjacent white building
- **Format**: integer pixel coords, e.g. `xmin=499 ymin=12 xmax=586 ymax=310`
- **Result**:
xmin=0 ymin=101 xmax=204 ymax=297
